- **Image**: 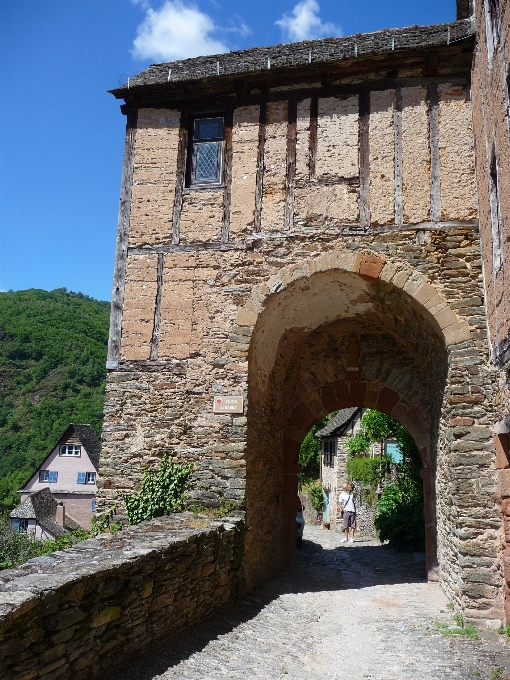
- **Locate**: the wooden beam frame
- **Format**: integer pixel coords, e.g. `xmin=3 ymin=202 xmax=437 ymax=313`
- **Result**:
xmin=106 ymin=108 xmax=138 ymax=370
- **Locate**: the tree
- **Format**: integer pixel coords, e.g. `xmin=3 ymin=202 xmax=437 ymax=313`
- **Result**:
xmin=345 ymin=410 xmax=425 ymax=551
xmin=298 ymin=412 xmax=337 ymax=488
xmin=0 ymin=289 xmax=110 ymax=505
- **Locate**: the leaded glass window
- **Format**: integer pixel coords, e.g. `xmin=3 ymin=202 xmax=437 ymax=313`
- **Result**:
xmin=190 ymin=116 xmax=224 ymax=185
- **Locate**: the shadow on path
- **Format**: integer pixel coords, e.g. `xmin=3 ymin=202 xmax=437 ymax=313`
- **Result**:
xmin=111 ymin=535 xmax=427 ymax=680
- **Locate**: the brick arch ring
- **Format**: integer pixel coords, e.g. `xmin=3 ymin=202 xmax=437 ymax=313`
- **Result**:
xmin=283 ymin=381 xmax=432 ymax=468
xmin=235 ymin=249 xmax=473 ymax=350
xmin=235 ymin=249 xmax=453 ymax=576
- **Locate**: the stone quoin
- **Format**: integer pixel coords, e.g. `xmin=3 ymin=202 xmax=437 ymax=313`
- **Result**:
xmin=96 ymin=1 xmax=510 ymax=628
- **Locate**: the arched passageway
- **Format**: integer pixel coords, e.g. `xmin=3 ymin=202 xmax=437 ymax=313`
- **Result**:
xmin=237 ymin=252 xmax=499 ymax=622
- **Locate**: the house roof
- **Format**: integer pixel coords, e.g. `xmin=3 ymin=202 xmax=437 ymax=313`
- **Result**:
xmin=17 ymin=423 xmax=101 ymax=492
xmin=10 ymin=487 xmax=85 ymax=537
xmin=109 ymin=19 xmax=474 ymax=99
xmin=10 ymin=487 xmax=67 ymax=537
xmin=315 ymin=408 xmax=361 ymax=438
xmin=70 ymin=424 xmax=101 ymax=471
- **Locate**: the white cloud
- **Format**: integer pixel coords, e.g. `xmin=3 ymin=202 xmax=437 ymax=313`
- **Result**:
xmin=132 ymin=0 xmax=229 ymax=62
xmin=276 ymin=0 xmax=342 ymax=43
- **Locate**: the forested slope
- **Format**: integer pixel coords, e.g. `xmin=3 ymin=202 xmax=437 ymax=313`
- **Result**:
xmin=0 ymin=289 xmax=110 ymax=506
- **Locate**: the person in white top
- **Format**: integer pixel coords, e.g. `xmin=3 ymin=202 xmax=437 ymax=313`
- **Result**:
xmin=338 ymin=482 xmax=356 ymax=543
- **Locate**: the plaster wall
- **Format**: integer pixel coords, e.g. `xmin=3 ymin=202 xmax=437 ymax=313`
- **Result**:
xmin=369 ymin=90 xmax=395 ymax=226
xmin=129 ymin=108 xmax=181 ymax=246
xmin=23 ymin=446 xmax=97 ymax=497
xmin=402 ymin=86 xmax=430 ymax=224
xmin=260 ymin=101 xmax=288 ymax=232
xmin=230 ymin=105 xmax=259 ymax=236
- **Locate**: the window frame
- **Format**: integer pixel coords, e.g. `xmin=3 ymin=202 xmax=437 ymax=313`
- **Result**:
xmin=59 ymin=444 xmax=81 ymax=457
xmin=12 ymin=518 xmax=28 ymax=533
xmin=39 ymin=470 xmax=58 ymax=483
xmin=86 ymin=472 xmax=96 ymax=484
xmin=186 ymin=114 xmax=226 ymax=188
xmin=323 ymin=439 xmax=336 ymax=467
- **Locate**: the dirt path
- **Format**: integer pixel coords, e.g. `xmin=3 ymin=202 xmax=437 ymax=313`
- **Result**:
xmin=112 ymin=526 xmax=510 ymax=680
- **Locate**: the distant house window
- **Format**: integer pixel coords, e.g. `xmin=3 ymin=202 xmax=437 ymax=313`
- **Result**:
xmin=91 ymin=498 xmax=96 ymax=512
xmin=39 ymin=470 xmax=58 ymax=483
xmin=77 ymin=472 xmax=96 ymax=484
xmin=323 ymin=439 xmax=336 ymax=467
xmin=60 ymin=445 xmax=81 ymax=457
xmin=188 ymin=116 xmax=224 ymax=186
xmin=489 ymin=150 xmax=503 ymax=272
xmin=12 ymin=518 xmax=28 ymax=533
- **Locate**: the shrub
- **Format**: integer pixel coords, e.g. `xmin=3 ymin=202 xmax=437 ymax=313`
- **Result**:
xmin=306 ymin=482 xmax=325 ymax=516
xmin=0 ymin=514 xmax=42 ymax=569
xmin=0 ymin=513 xmax=92 ymax=570
xmin=374 ymin=477 xmax=425 ymax=551
xmin=346 ymin=456 xmax=390 ymax=489
xmin=123 ymin=453 xmax=194 ymax=525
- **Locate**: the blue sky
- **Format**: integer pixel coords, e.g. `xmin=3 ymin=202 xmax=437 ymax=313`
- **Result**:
xmin=0 ymin=0 xmax=456 ymax=302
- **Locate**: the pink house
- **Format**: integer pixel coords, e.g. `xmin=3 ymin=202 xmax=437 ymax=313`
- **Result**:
xmin=11 ymin=424 xmax=100 ymax=534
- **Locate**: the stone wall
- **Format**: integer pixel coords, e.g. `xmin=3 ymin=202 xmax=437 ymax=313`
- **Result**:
xmin=471 ymin=0 xmax=510 ymax=624
xmin=0 ymin=514 xmax=245 ymax=680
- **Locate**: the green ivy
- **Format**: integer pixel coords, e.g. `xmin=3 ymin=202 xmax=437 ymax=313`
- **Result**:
xmin=123 ymin=453 xmax=194 ymax=525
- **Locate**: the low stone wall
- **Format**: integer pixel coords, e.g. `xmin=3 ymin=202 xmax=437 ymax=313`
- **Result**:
xmin=0 ymin=513 xmax=245 ymax=680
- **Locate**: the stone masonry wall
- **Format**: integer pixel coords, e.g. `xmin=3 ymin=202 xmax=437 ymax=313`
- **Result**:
xmin=471 ymin=0 xmax=510 ymax=624
xmin=0 ymin=514 xmax=245 ymax=680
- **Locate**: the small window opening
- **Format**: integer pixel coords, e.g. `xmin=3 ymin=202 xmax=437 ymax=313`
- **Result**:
xmin=323 ymin=439 xmax=336 ymax=467
xmin=188 ymin=116 xmax=224 ymax=186
xmin=60 ymin=445 xmax=81 ymax=457
xmin=489 ymin=150 xmax=503 ymax=272
xmin=39 ymin=470 xmax=58 ymax=483
xmin=12 ymin=518 xmax=28 ymax=533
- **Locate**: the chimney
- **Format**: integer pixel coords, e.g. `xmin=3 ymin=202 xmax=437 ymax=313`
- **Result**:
xmin=56 ymin=502 xmax=65 ymax=527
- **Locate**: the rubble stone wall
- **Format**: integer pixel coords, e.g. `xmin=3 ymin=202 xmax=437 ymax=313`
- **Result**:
xmin=471 ymin=0 xmax=510 ymax=624
xmin=0 ymin=514 xmax=245 ymax=680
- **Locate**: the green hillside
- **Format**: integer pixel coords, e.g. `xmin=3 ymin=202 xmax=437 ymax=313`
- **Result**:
xmin=0 ymin=289 xmax=110 ymax=507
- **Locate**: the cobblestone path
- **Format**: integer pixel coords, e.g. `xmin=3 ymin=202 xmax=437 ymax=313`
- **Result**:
xmin=114 ymin=527 xmax=510 ymax=680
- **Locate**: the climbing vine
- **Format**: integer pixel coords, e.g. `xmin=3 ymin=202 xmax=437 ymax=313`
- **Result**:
xmin=123 ymin=453 xmax=194 ymax=525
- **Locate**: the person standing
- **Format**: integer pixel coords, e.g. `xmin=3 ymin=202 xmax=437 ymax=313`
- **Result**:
xmin=338 ymin=483 xmax=356 ymax=543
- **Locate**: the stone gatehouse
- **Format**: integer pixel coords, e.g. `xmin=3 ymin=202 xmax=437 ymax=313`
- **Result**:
xmin=100 ymin=7 xmax=508 ymax=626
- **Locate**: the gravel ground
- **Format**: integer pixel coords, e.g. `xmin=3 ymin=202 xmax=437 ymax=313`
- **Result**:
xmin=112 ymin=526 xmax=510 ymax=680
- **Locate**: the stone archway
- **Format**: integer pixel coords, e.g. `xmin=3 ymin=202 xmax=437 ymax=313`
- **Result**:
xmin=237 ymin=250 xmax=501 ymax=622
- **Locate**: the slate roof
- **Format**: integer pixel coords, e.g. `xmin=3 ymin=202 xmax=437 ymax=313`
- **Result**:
xmin=70 ymin=424 xmax=101 ymax=472
xmin=315 ymin=408 xmax=361 ymax=439
xmin=110 ymin=19 xmax=474 ymax=98
xmin=10 ymin=487 xmax=85 ymax=537
xmin=10 ymin=488 xmax=67 ymax=537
